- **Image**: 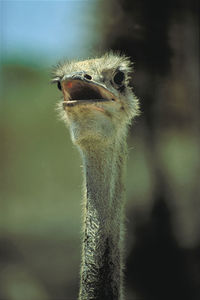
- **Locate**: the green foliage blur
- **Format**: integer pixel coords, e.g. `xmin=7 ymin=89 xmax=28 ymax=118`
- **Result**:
xmin=0 ymin=60 xmax=83 ymax=299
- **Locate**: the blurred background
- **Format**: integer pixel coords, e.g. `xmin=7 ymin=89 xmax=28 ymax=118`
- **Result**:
xmin=0 ymin=0 xmax=199 ymax=299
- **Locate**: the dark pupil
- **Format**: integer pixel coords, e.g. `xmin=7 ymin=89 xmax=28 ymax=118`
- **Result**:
xmin=57 ymin=81 xmax=62 ymax=91
xmin=113 ymin=71 xmax=125 ymax=85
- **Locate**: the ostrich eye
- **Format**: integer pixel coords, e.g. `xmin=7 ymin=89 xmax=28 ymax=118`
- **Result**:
xmin=57 ymin=81 xmax=62 ymax=91
xmin=113 ymin=71 xmax=125 ymax=85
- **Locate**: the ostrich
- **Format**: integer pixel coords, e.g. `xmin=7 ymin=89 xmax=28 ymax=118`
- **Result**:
xmin=52 ymin=52 xmax=139 ymax=300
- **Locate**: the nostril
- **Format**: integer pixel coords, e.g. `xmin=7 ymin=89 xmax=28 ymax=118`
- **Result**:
xmin=84 ymin=74 xmax=92 ymax=80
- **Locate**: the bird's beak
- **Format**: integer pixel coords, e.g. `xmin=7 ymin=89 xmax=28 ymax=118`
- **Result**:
xmin=60 ymin=74 xmax=116 ymax=108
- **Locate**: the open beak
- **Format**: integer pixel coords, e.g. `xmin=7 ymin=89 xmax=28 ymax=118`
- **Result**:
xmin=60 ymin=76 xmax=116 ymax=108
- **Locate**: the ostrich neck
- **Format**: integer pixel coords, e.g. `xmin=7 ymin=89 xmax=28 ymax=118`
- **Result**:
xmin=78 ymin=137 xmax=127 ymax=300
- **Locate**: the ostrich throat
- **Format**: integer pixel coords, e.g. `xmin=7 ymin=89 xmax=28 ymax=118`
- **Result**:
xmin=79 ymin=136 xmax=127 ymax=300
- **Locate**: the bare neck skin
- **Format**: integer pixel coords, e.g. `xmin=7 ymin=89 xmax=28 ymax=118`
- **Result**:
xmin=78 ymin=136 xmax=127 ymax=300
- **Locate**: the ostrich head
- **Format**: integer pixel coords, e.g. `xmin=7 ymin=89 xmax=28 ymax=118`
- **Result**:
xmin=52 ymin=52 xmax=139 ymax=147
